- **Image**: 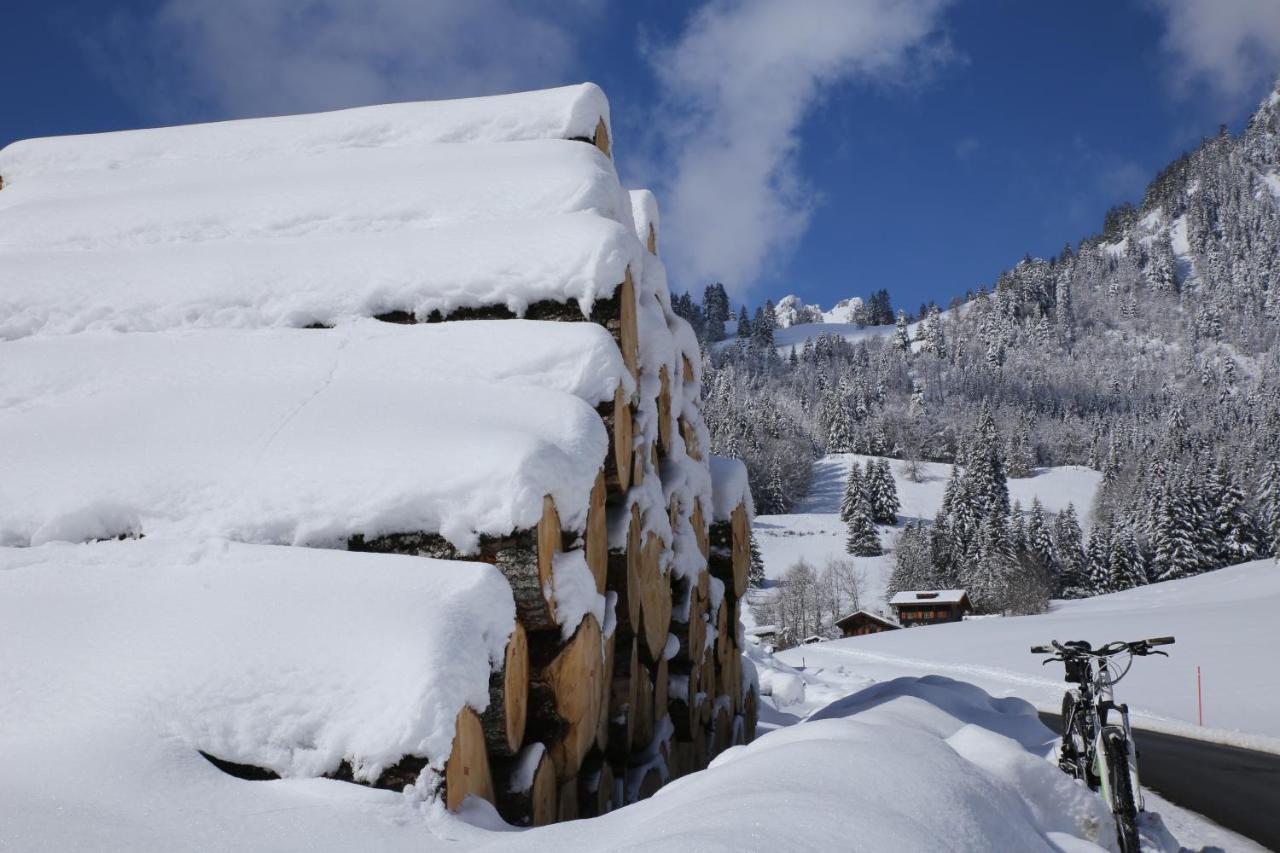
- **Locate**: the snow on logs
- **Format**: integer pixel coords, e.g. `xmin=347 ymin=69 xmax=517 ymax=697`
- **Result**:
xmin=0 ymin=83 xmax=753 ymax=826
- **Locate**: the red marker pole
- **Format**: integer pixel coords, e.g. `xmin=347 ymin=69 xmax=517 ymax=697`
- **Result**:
xmin=1196 ymin=665 xmax=1203 ymax=727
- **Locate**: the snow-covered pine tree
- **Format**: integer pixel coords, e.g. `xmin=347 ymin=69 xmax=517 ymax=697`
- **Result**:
xmin=886 ymin=522 xmax=931 ymax=598
xmin=1052 ymin=503 xmax=1087 ymax=596
xmin=839 ymin=461 xmax=867 ymax=523
xmin=892 ymin=310 xmax=911 ymax=351
xmin=1208 ymin=458 xmax=1257 ymax=565
xmin=1108 ymin=523 xmax=1146 ymax=591
xmin=1258 ymin=460 xmax=1280 ymax=560
xmin=1085 ymin=522 xmax=1113 ymax=594
xmin=1027 ymin=497 xmax=1055 ymax=572
xmin=845 ymin=489 xmax=883 ymax=557
xmin=970 ymin=514 xmax=1015 ymax=614
xmin=1149 ymin=480 xmax=1204 ymax=582
xmin=867 ymin=459 xmax=900 ymax=524
xmin=748 ymin=530 xmax=766 ymax=588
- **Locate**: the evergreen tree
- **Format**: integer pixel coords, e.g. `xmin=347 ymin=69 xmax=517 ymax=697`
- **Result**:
xmin=1208 ymin=459 xmax=1256 ymax=564
xmin=1149 ymin=481 xmax=1204 ymax=582
xmin=1052 ymin=503 xmax=1087 ymax=596
xmin=1027 ymin=498 xmax=1055 ymax=571
xmin=866 ymin=459 xmax=900 ymax=524
xmin=1108 ymin=523 xmax=1146 ymax=591
xmin=839 ymin=461 xmax=867 ymax=523
xmin=748 ymin=531 xmax=766 ymax=588
xmin=1085 ymin=522 xmax=1113 ymax=594
xmin=886 ymin=522 xmax=932 ymax=597
xmin=826 ymin=400 xmax=856 ymax=454
xmin=736 ymin=304 xmax=752 ymax=339
xmin=1258 ymin=460 xmax=1280 ymax=559
xmin=970 ymin=514 xmax=1015 ymax=613
xmin=845 ymin=489 xmax=883 ymax=557
xmin=892 ymin=310 xmax=911 ymax=351
xmin=702 ymin=283 xmax=729 ymax=342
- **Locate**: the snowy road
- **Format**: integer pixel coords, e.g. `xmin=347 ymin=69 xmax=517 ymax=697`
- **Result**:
xmin=1039 ymin=713 xmax=1280 ymax=851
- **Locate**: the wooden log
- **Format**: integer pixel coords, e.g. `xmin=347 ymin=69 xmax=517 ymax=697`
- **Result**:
xmin=627 ymin=762 xmax=663 ymax=803
xmin=585 ymin=472 xmax=608 ymax=593
xmin=646 ymin=221 xmax=657 ymax=255
xmin=481 ymin=622 xmax=528 ymax=756
xmin=595 ymin=627 xmax=615 ymax=752
xmin=731 ymin=715 xmax=747 ymax=748
xmin=657 ymin=365 xmax=673 ymax=455
xmin=599 ymin=388 xmax=633 ymax=494
xmin=630 ymin=662 xmax=654 ymax=751
xmin=528 ymin=614 xmax=604 ymax=782
xmin=606 ymin=267 xmax=639 ymax=380
xmin=631 ymin=440 xmax=647 ymax=487
xmin=349 ymin=494 xmax=569 ymax=633
xmin=558 ymin=776 xmax=580 ymax=822
xmin=742 ymin=686 xmax=758 ymax=744
xmin=653 ymin=654 xmax=669 ymax=728
xmin=668 ymin=678 xmax=698 ymax=741
xmin=577 ymin=753 xmax=614 ymax=818
xmin=594 ymin=117 xmax=611 ymax=159
xmin=692 ymin=718 xmax=709 ymax=771
xmin=445 ymin=706 xmax=495 ymax=812
xmin=679 ymin=415 xmax=701 ymax=461
xmin=670 ymin=571 xmax=708 ymax=665
xmin=494 ymin=743 xmax=557 ymax=827
xmin=691 ymin=499 xmax=709 ymax=560
xmin=638 ymin=533 xmax=671 ymax=662
xmin=682 ymin=353 xmax=695 ymax=384
xmin=708 ymin=502 xmax=749 ymax=600
xmin=606 ymin=504 xmax=642 ymax=640
xmin=607 ymin=635 xmax=639 ymax=764
xmin=711 ymin=698 xmax=733 ymax=757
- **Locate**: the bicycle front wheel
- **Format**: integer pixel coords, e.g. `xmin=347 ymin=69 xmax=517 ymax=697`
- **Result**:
xmin=1102 ymin=729 xmax=1140 ymax=853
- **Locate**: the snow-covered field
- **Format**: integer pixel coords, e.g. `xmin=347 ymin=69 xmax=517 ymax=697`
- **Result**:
xmin=753 ymin=453 xmax=1101 ymax=607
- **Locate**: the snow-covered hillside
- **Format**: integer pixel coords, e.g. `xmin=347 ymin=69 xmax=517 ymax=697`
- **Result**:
xmin=774 ymin=558 xmax=1280 ymax=748
xmin=753 ymin=453 xmax=1101 ymax=607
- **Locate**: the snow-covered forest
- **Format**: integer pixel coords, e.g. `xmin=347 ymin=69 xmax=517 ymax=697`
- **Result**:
xmin=678 ymin=82 xmax=1280 ymax=610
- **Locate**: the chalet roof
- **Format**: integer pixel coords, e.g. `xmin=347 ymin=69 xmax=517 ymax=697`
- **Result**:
xmin=744 ymin=625 xmax=779 ymax=636
xmin=889 ymin=589 xmax=970 ymax=606
xmin=835 ymin=609 xmax=900 ymax=630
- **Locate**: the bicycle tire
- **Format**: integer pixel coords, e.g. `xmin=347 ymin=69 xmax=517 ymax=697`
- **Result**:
xmin=1059 ymin=692 xmax=1096 ymax=787
xmin=1102 ymin=729 xmax=1140 ymax=853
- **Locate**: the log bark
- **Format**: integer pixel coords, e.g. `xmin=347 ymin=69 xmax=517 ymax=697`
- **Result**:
xmin=349 ymin=495 xmax=567 ymax=632
xmin=445 ymin=706 xmax=495 ymax=812
xmin=670 ymin=571 xmax=708 ymax=665
xmin=708 ymin=502 xmax=749 ymax=600
xmin=494 ymin=743 xmax=557 ymax=827
xmin=481 ymin=622 xmax=528 ymax=756
xmin=528 ymin=614 xmax=604 ymax=782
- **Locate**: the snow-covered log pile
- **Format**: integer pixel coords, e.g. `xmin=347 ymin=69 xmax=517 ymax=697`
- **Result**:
xmin=0 ymin=83 xmax=753 ymax=827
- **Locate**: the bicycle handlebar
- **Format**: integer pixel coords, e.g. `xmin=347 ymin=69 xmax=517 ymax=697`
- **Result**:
xmin=1029 ymin=636 xmax=1175 ymax=656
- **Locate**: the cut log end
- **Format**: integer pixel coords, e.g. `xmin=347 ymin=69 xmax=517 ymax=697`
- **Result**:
xmin=585 ymin=472 xmax=608 ymax=594
xmin=496 ymin=743 xmax=558 ymax=827
xmin=445 ymin=707 xmax=495 ymax=812
xmin=482 ymin=621 xmax=529 ymax=756
xmin=594 ymin=117 xmax=611 ymax=159
xmin=539 ymin=614 xmax=604 ymax=782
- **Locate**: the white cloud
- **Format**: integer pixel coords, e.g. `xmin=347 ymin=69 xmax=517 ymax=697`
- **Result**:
xmin=645 ymin=0 xmax=952 ymax=296
xmin=92 ymin=0 xmax=598 ymax=120
xmin=1149 ymin=0 xmax=1280 ymax=104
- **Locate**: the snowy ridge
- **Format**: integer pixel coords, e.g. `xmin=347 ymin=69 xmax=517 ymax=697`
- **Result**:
xmin=0 ymin=82 xmax=609 ymax=181
xmin=0 ymin=321 xmax=625 ymax=550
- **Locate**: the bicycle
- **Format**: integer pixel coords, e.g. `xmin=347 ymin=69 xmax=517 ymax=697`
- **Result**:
xmin=1031 ymin=636 xmax=1175 ymax=853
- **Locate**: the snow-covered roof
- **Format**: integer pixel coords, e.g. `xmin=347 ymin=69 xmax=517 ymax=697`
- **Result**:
xmin=709 ymin=455 xmax=755 ymax=521
xmin=889 ymin=590 xmax=970 ymax=606
xmin=0 ymin=139 xmax=642 ymax=339
xmin=0 ymin=320 xmax=626 ymax=549
xmin=835 ymin=609 xmax=901 ymax=629
xmin=0 ymin=538 xmax=515 ymax=783
xmin=0 ymin=83 xmax=609 ymax=181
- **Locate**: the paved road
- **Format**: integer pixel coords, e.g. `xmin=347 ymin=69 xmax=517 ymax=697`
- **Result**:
xmin=1039 ymin=713 xmax=1280 ymax=850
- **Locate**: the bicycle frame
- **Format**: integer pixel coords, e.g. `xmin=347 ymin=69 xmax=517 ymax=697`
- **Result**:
xmin=1083 ymin=656 xmax=1144 ymax=814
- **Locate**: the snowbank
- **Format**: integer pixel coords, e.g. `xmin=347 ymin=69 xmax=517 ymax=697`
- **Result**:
xmin=0 ymin=321 xmax=622 ymax=549
xmin=0 ymin=83 xmax=609 ymax=181
xmin=0 ymin=538 xmax=514 ymax=853
xmin=467 ymin=675 xmax=1116 ymax=852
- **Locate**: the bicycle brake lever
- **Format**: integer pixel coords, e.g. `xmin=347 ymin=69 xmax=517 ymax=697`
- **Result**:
xmin=1148 ymin=650 xmax=1168 ymax=657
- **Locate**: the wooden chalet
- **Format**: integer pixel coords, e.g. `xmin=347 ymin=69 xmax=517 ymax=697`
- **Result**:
xmin=888 ymin=590 xmax=973 ymax=628
xmin=835 ymin=609 xmax=901 ymax=638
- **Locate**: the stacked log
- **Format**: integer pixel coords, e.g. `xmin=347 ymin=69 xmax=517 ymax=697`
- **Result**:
xmin=0 ymin=82 xmax=756 ymax=827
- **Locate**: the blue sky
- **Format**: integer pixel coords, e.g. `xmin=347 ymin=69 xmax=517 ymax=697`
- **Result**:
xmin=4 ymin=0 xmax=1279 ymax=313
